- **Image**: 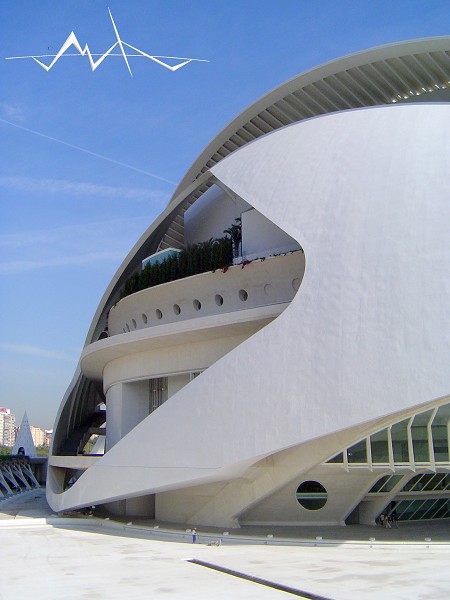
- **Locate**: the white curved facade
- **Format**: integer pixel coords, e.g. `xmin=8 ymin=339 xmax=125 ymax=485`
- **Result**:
xmin=48 ymin=38 xmax=450 ymax=527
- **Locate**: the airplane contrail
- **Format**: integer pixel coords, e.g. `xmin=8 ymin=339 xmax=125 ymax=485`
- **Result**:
xmin=0 ymin=117 xmax=177 ymax=185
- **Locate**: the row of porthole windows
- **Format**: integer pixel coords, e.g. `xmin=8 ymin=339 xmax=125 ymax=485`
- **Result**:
xmin=122 ymin=289 xmax=249 ymax=332
xmin=120 ymin=277 xmax=302 ymax=333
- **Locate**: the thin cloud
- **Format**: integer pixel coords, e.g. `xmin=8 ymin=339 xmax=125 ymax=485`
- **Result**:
xmin=0 ymin=250 xmax=126 ymax=274
xmin=0 ymin=117 xmax=177 ymax=185
xmin=0 ymin=102 xmax=25 ymax=122
xmin=0 ymin=217 xmax=152 ymax=273
xmin=0 ymin=216 xmax=149 ymax=249
xmin=0 ymin=175 xmax=170 ymax=202
xmin=0 ymin=343 xmax=74 ymax=361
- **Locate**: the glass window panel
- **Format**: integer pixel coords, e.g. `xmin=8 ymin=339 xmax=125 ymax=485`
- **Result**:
xmin=327 ymin=452 xmax=344 ymax=464
xmin=379 ymin=474 xmax=403 ymax=493
xmin=432 ymin=426 xmax=448 ymax=462
xmin=412 ymin=411 xmax=433 ymax=427
xmin=407 ymin=499 xmax=428 ymax=520
xmin=411 ymin=474 xmax=434 ymax=491
xmin=431 ymin=403 xmax=450 ymax=426
xmin=431 ymin=404 xmax=450 ymax=462
xmin=368 ymin=475 xmax=390 ymax=494
xmin=401 ymin=474 xmax=422 ymax=492
xmin=413 ymin=499 xmax=437 ymax=520
xmin=391 ymin=420 xmax=410 ymax=463
xmin=422 ymin=499 xmax=444 ymax=520
xmin=425 ymin=500 xmax=448 ymax=520
xmin=441 ymin=501 xmax=450 ymax=519
xmin=411 ymin=410 xmax=433 ymax=462
xmin=431 ymin=425 xmax=448 ymax=462
xmin=432 ymin=500 xmax=449 ymax=519
xmin=431 ymin=473 xmax=449 ymax=491
xmin=398 ymin=499 xmax=423 ymax=520
xmin=423 ymin=473 xmax=445 ymax=491
xmin=370 ymin=429 xmax=390 ymax=463
xmin=393 ymin=500 xmax=409 ymax=519
xmin=347 ymin=440 xmax=367 ymax=463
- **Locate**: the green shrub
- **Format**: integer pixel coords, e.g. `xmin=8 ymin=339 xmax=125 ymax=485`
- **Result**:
xmin=119 ymin=234 xmax=235 ymax=299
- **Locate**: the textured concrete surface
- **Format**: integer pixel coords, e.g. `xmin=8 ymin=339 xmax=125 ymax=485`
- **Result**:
xmin=1 ymin=490 xmax=450 ymax=599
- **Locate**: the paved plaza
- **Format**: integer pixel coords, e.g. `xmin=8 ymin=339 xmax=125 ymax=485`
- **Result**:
xmin=1 ymin=489 xmax=450 ymax=599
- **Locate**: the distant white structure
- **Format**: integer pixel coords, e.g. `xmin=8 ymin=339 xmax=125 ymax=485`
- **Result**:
xmin=48 ymin=38 xmax=450 ymax=527
xmin=45 ymin=430 xmax=53 ymax=448
xmin=0 ymin=408 xmax=16 ymax=447
xmin=13 ymin=413 xmax=37 ymax=458
xmin=30 ymin=426 xmax=47 ymax=448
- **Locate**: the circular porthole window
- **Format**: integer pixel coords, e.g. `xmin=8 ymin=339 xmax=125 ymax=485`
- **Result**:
xmin=238 ymin=289 xmax=248 ymax=301
xmin=193 ymin=299 xmax=201 ymax=311
xmin=155 ymin=309 xmax=163 ymax=320
xmin=296 ymin=481 xmax=327 ymax=510
xmin=132 ymin=318 xmax=137 ymax=329
xmin=173 ymin=304 xmax=181 ymax=315
xmin=126 ymin=323 xmax=130 ymax=332
xmin=215 ymin=294 xmax=224 ymax=306
xmin=142 ymin=313 xmax=148 ymax=324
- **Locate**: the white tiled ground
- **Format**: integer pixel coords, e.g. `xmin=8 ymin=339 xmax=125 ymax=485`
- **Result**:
xmin=1 ymin=490 xmax=449 ymax=600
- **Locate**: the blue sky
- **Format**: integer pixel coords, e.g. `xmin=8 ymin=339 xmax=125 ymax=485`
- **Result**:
xmin=0 ymin=1 xmax=447 ymax=429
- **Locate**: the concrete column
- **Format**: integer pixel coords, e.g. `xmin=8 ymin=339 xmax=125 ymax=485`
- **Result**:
xmin=106 ymin=381 xmax=149 ymax=451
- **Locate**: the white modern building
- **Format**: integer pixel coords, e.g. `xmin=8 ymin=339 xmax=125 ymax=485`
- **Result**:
xmin=0 ymin=408 xmax=16 ymax=447
xmin=48 ymin=37 xmax=450 ymax=528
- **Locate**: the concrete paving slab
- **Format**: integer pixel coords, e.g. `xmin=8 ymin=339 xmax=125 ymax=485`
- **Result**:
xmin=1 ymin=490 xmax=449 ymax=599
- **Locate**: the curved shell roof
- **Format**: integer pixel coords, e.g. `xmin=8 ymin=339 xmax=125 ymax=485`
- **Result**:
xmin=174 ymin=36 xmax=450 ymax=198
xmin=159 ymin=36 xmax=450 ymax=250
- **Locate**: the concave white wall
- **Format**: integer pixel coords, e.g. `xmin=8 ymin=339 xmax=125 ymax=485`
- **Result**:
xmin=241 ymin=208 xmax=300 ymax=259
xmin=184 ymin=184 xmax=250 ymax=245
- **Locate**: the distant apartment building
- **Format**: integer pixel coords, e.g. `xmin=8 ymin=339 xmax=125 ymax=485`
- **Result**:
xmin=30 ymin=425 xmax=47 ymax=448
xmin=0 ymin=408 xmax=16 ymax=447
xmin=45 ymin=430 xmax=53 ymax=447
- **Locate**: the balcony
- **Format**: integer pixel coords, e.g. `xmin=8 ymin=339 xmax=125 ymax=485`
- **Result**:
xmin=109 ymin=251 xmax=304 ymax=336
xmin=81 ymin=251 xmax=304 ymax=382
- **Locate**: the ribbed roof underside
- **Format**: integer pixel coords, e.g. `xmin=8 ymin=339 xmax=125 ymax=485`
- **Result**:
xmin=158 ymin=39 xmax=450 ymax=250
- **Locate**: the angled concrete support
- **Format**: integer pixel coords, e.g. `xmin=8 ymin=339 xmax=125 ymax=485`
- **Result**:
xmin=11 ymin=465 xmax=32 ymax=490
xmin=21 ymin=463 xmax=40 ymax=488
xmin=0 ymin=470 xmax=13 ymax=496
